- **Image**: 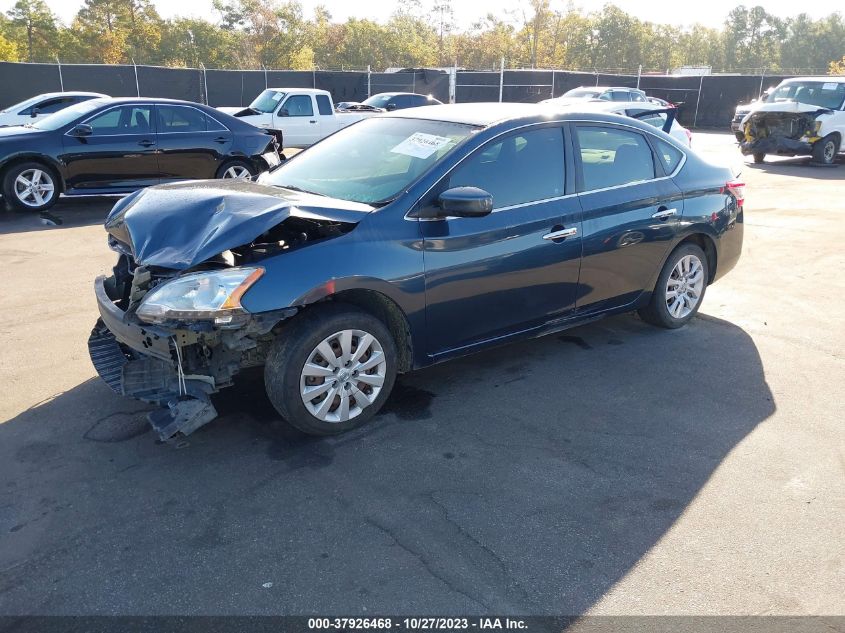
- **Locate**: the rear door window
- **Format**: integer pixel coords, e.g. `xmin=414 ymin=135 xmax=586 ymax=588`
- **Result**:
xmin=449 ymin=127 xmax=565 ymax=209
xmin=156 ymin=105 xmax=207 ymax=132
xmin=575 ymin=125 xmax=656 ymax=191
xmin=316 ymin=94 xmax=333 ymax=115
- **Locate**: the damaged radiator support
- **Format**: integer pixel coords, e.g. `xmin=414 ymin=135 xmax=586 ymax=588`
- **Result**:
xmin=88 ymin=322 xmax=218 ymax=440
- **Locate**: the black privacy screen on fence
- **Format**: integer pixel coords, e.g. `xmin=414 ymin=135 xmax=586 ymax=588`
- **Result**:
xmin=0 ymin=61 xmax=798 ymax=128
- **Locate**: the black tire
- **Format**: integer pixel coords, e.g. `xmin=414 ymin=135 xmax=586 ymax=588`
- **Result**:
xmin=753 ymin=152 xmax=765 ymax=164
xmin=812 ymin=134 xmax=839 ymax=165
xmin=264 ymin=303 xmax=398 ymax=436
xmin=2 ymin=161 xmax=59 ymax=213
xmin=215 ymin=159 xmax=256 ymax=180
xmin=734 ymin=132 xmax=745 ymax=143
xmin=638 ymin=243 xmax=709 ymax=329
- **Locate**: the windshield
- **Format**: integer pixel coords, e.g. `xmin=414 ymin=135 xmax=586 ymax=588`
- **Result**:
xmin=362 ymin=94 xmax=392 ymax=108
xmin=1 ymin=94 xmax=44 ymax=114
xmin=31 ymin=98 xmax=106 ymax=130
xmin=768 ymin=81 xmax=845 ymax=109
xmin=563 ymin=88 xmax=601 ymax=99
xmin=259 ymin=117 xmax=478 ymax=204
xmin=249 ymin=89 xmax=286 ymax=113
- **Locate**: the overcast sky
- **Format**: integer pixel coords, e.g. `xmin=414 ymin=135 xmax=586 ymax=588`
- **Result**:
xmin=1 ymin=0 xmax=842 ymax=29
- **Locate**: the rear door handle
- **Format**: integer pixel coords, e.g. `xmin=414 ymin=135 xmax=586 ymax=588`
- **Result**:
xmin=543 ymin=227 xmax=578 ymax=241
xmin=652 ymin=208 xmax=677 ymax=220
xmin=138 ymin=139 xmax=155 ymax=147
xmin=214 ymin=136 xmax=228 ymax=143
xmin=309 ymin=120 xmax=317 ymax=124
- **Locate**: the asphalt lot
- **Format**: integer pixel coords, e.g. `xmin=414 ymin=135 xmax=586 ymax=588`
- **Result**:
xmin=0 ymin=132 xmax=842 ymax=616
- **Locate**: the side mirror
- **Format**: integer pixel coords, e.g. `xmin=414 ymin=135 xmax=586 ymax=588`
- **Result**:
xmin=69 ymin=124 xmax=93 ymax=137
xmin=385 ymin=103 xmax=397 ymax=111
xmin=30 ymin=108 xmax=40 ymax=118
xmin=278 ymin=108 xmax=290 ymax=117
xmin=437 ymin=187 xmax=493 ymax=218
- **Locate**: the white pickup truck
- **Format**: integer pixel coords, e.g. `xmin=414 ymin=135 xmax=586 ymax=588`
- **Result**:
xmin=218 ymin=88 xmax=377 ymax=151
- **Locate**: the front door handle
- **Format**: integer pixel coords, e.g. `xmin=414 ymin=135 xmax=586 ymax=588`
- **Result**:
xmin=309 ymin=120 xmax=317 ymax=124
xmin=138 ymin=139 xmax=155 ymax=147
xmin=543 ymin=227 xmax=578 ymax=241
xmin=652 ymin=208 xmax=677 ymax=220
xmin=214 ymin=136 xmax=228 ymax=143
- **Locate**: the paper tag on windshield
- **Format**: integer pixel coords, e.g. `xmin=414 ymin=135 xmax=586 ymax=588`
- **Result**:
xmin=272 ymin=92 xmax=284 ymax=101
xmin=822 ymin=82 xmax=839 ymax=91
xmin=391 ymin=133 xmax=453 ymax=159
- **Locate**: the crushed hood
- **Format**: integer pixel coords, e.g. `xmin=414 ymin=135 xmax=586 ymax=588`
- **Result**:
xmin=105 ymin=179 xmax=373 ymax=270
xmin=741 ymin=100 xmax=831 ymax=123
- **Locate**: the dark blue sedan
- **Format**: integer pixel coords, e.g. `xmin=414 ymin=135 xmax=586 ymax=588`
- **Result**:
xmin=89 ymin=103 xmax=744 ymax=439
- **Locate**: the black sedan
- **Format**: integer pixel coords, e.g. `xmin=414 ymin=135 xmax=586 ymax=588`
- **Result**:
xmin=0 ymin=97 xmax=280 ymax=212
xmin=337 ymin=92 xmax=443 ymax=112
xmin=89 ymin=103 xmax=744 ymax=439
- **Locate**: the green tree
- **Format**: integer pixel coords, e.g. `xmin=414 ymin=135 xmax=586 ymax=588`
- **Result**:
xmin=0 ymin=31 xmax=19 ymax=61
xmin=723 ymin=5 xmax=785 ymax=71
xmin=5 ymin=0 xmax=57 ymax=62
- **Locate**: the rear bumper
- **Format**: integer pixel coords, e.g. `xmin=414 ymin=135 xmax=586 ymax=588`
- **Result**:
xmin=713 ymin=208 xmax=744 ymax=283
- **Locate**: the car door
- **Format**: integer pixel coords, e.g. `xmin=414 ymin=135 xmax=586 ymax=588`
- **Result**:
xmin=275 ymin=94 xmax=318 ymax=147
xmin=62 ymin=104 xmax=159 ymax=192
xmin=155 ymin=104 xmax=232 ymax=181
xmin=420 ymin=125 xmax=583 ymax=357
xmin=572 ymin=123 xmax=683 ymax=314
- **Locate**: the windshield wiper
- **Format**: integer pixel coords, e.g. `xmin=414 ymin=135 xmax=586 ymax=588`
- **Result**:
xmin=277 ymin=184 xmax=326 ymax=197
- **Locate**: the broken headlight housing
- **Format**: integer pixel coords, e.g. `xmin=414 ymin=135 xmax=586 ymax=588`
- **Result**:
xmin=136 ymin=267 xmax=264 ymax=325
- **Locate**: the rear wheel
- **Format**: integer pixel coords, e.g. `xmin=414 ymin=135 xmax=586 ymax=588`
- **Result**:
xmin=2 ymin=161 xmax=59 ymax=212
xmin=812 ymin=134 xmax=839 ymax=165
xmin=753 ymin=152 xmax=765 ymax=164
xmin=216 ymin=160 xmax=255 ymax=179
xmin=264 ymin=304 xmax=398 ymax=435
xmin=638 ymin=243 xmax=709 ymax=329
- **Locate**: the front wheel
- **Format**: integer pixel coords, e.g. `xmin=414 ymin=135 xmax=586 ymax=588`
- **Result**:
xmin=753 ymin=152 xmax=765 ymax=163
xmin=216 ymin=160 xmax=256 ymax=180
xmin=812 ymin=134 xmax=839 ymax=165
xmin=2 ymin=162 xmax=59 ymax=212
xmin=264 ymin=304 xmax=398 ymax=435
xmin=638 ymin=243 xmax=709 ymax=329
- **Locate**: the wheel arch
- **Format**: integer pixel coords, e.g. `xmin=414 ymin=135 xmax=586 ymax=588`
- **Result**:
xmin=279 ymin=287 xmax=416 ymax=374
xmin=677 ymin=232 xmax=718 ymax=284
xmin=0 ymin=154 xmax=65 ymax=193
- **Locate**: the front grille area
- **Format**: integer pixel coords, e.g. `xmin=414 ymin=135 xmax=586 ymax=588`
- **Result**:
xmin=88 ymin=324 xmax=129 ymax=393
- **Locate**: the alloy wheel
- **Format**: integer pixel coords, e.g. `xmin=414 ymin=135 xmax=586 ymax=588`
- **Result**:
xmin=14 ymin=168 xmax=55 ymax=207
xmin=222 ymin=165 xmax=252 ymax=179
xmin=665 ymin=254 xmax=705 ymax=319
xmin=299 ymin=329 xmax=387 ymax=423
xmin=823 ymin=141 xmax=836 ymax=163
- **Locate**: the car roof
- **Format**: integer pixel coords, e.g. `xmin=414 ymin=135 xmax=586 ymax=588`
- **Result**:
xmin=779 ymin=76 xmax=845 ymax=84
xmin=569 ymin=86 xmax=644 ymax=92
xmin=266 ymin=88 xmax=330 ymax=95
xmin=30 ymin=91 xmax=108 ymax=99
xmin=84 ymin=97 xmax=212 ymax=107
xmin=368 ymin=92 xmax=435 ymax=98
xmin=384 ymin=102 xmax=666 ymax=133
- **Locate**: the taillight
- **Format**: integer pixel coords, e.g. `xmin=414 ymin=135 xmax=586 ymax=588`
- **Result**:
xmin=721 ymin=179 xmax=745 ymax=206
xmin=684 ymin=128 xmax=693 ymax=146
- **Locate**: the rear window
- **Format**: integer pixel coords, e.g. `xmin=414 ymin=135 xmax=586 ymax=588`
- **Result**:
xmin=575 ymin=126 xmax=655 ymax=191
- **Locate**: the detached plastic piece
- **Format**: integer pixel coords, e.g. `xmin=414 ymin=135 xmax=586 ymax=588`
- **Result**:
xmin=148 ymin=398 xmax=218 ymax=440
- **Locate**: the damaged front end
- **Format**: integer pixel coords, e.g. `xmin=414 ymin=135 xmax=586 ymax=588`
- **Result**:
xmin=88 ymin=180 xmax=368 ymax=440
xmin=740 ymin=104 xmax=828 ymax=157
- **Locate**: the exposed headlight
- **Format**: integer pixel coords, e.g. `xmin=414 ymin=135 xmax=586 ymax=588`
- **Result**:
xmin=136 ymin=267 xmax=264 ymax=325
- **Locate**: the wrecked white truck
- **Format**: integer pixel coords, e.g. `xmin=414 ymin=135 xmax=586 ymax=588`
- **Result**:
xmin=739 ymin=77 xmax=845 ymax=164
